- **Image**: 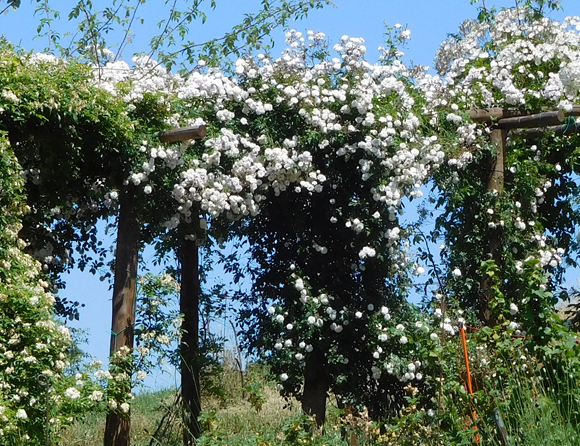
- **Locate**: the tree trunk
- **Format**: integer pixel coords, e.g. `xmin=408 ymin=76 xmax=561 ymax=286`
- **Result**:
xmin=104 ymin=191 xmax=140 ymax=446
xmin=302 ymin=350 xmax=330 ymax=426
xmin=179 ymin=239 xmax=201 ymax=444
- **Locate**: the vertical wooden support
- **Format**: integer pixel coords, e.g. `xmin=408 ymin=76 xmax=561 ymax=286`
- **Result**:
xmin=488 ymin=128 xmax=506 ymax=193
xmin=180 ymin=238 xmax=201 ymax=444
xmin=479 ymin=128 xmax=507 ymax=325
xmin=102 ymin=126 xmax=205 ymax=446
xmin=104 ymin=190 xmax=140 ymax=446
xmin=470 ymin=108 xmax=577 ymax=327
xmin=157 ymin=126 xmax=206 ymax=442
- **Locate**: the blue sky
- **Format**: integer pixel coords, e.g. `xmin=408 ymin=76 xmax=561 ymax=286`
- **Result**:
xmin=4 ymin=1 xmax=578 ymax=67
xmin=1 ymin=0 xmax=579 ymax=390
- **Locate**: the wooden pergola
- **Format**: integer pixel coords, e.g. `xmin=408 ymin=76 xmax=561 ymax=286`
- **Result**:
xmin=467 ymin=107 xmax=580 ymax=324
xmin=106 ymin=123 xmax=206 ymax=446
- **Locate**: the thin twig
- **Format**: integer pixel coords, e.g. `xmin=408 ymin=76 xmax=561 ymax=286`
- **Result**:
xmin=147 ymin=0 xmax=179 ymax=60
xmin=115 ymin=0 xmax=144 ymax=62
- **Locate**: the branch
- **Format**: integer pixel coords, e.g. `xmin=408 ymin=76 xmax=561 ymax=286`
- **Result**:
xmin=115 ymin=0 xmax=143 ymax=62
xmin=157 ymin=0 xmax=333 ymax=68
xmin=147 ymin=0 xmax=179 ymax=59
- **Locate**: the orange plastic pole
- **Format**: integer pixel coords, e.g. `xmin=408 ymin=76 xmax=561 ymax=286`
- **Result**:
xmin=460 ymin=326 xmax=480 ymax=443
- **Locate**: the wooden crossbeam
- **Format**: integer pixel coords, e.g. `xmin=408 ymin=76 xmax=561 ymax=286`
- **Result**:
xmin=513 ymin=121 xmax=580 ymax=139
xmin=469 ymin=108 xmax=566 ymax=129
xmin=469 ymin=109 xmax=566 ymax=129
xmin=496 ymin=110 xmax=565 ymax=129
xmin=469 ymin=108 xmax=529 ymax=123
xmin=158 ymin=124 xmax=207 ymax=143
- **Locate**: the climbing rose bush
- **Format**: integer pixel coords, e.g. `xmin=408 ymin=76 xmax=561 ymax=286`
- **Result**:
xmin=0 ymin=135 xmax=99 ymax=443
xmin=87 ymin=27 xmax=451 ymax=416
xmin=419 ymin=7 xmax=580 ymax=340
xmin=4 ymin=2 xmax=580 ymax=432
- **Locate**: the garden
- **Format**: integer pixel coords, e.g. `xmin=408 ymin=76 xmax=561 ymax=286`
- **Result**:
xmin=2 ymin=0 xmax=580 ymax=444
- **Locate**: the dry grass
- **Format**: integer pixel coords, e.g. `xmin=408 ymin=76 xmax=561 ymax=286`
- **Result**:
xmin=206 ymin=384 xmax=301 ymax=438
xmin=59 ymin=364 xmax=304 ymax=446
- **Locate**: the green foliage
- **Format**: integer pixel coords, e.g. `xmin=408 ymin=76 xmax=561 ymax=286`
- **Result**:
xmin=0 ymin=133 xmax=98 ymax=444
xmin=3 ymin=0 xmax=333 ymax=71
xmin=134 ymin=272 xmax=182 ymax=370
xmin=0 ymin=39 xmax=142 ymax=318
xmin=469 ymin=0 xmax=561 ymax=24
xmin=243 ymin=381 xmax=267 ymax=412
xmin=487 ymin=366 xmax=580 ymax=445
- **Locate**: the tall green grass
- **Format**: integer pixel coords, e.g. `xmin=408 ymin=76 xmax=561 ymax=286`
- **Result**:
xmin=474 ymin=359 xmax=580 ymax=446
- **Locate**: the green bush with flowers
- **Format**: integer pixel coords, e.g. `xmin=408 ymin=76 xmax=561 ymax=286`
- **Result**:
xmin=4 ymin=1 xmax=580 ymax=445
xmin=0 ymin=134 xmax=99 ymax=443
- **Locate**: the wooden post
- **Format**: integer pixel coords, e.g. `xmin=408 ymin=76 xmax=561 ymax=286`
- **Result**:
xmin=104 ymin=190 xmax=140 ymax=446
xmin=159 ymin=125 xmax=206 ymax=143
xmin=158 ymin=125 xmax=206 ymax=442
xmin=468 ymin=108 xmax=577 ymax=325
xmin=103 ymin=124 xmax=206 ymax=446
xmin=477 ymin=128 xmax=506 ymax=325
xmin=488 ymin=128 xmax=506 ymax=193
xmin=179 ymin=238 xmax=201 ymax=444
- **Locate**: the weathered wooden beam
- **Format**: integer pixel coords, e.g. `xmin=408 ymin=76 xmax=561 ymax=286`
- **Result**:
xmin=488 ymin=128 xmax=506 ymax=193
xmin=513 ymin=121 xmax=580 ymax=139
xmin=469 ymin=108 xmax=528 ymax=123
xmin=568 ymin=106 xmax=580 ymax=117
xmin=158 ymin=124 xmax=207 ymax=143
xmin=496 ymin=110 xmax=565 ymax=129
xmin=480 ymin=127 xmax=506 ymax=327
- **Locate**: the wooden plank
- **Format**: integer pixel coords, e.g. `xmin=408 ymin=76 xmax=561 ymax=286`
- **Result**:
xmin=158 ymin=124 xmax=207 ymax=142
xmin=180 ymin=238 xmax=202 ymax=442
xmin=513 ymin=121 xmax=580 ymax=139
xmin=568 ymin=106 xmax=580 ymax=117
xmin=497 ymin=110 xmax=565 ymax=129
xmin=469 ymin=108 xmax=528 ymax=123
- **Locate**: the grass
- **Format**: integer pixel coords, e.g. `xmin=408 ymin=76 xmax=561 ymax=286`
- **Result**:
xmin=483 ymin=364 xmax=580 ymax=446
xmin=60 ymin=364 xmax=348 ymax=446
xmin=59 ymin=388 xmax=179 ymax=446
xmin=60 ymin=356 xmax=580 ymax=446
